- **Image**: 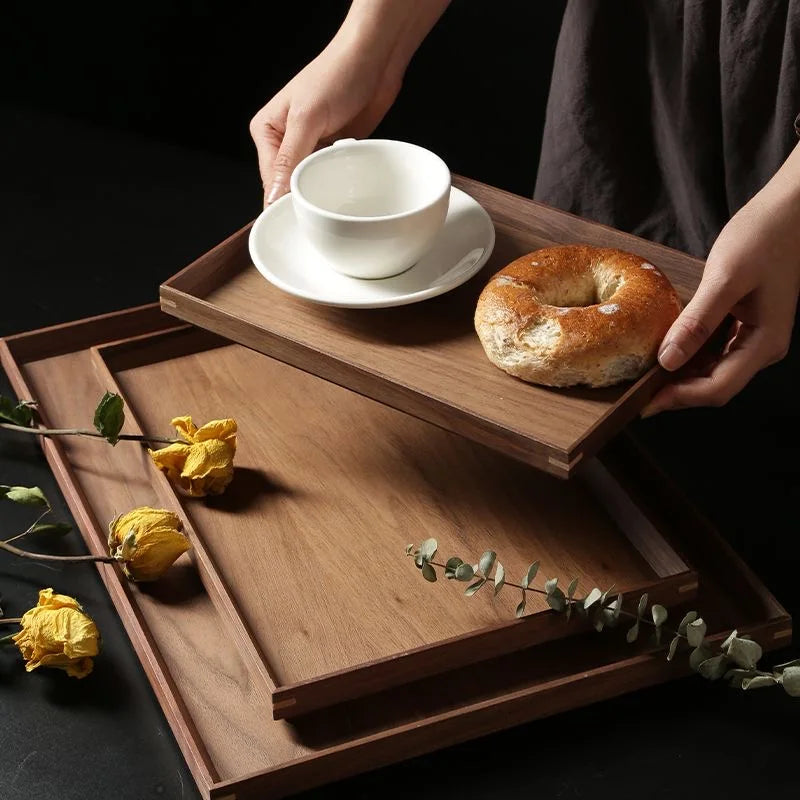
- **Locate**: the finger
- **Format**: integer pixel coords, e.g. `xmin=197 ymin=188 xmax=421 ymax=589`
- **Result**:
xmin=264 ymin=113 xmax=323 ymax=205
xmin=249 ymin=113 xmax=282 ymax=199
xmin=657 ymin=274 xmax=739 ymax=372
xmin=642 ymin=324 xmax=780 ymax=416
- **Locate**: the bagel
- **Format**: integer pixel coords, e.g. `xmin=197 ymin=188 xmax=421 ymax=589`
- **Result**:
xmin=474 ymin=245 xmax=682 ymax=388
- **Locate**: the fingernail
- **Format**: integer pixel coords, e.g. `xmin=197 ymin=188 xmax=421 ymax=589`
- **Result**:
xmin=640 ymin=404 xmax=662 ymax=419
xmin=265 ymin=183 xmax=283 ymax=205
xmin=658 ymin=341 xmax=686 ymax=372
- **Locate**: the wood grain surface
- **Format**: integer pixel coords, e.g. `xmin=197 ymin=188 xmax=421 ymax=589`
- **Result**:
xmin=0 ymin=306 xmax=789 ymax=800
xmin=98 ymin=326 xmax=695 ymax=717
xmin=160 ymin=176 xmax=705 ymax=478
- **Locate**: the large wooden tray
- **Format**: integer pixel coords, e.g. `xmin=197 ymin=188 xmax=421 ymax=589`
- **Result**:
xmin=89 ymin=323 xmax=696 ymax=719
xmin=0 ymin=305 xmax=790 ymax=800
xmin=160 ymin=176 xmax=705 ymax=479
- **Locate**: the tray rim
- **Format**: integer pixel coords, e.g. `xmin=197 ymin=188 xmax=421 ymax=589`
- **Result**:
xmin=159 ymin=174 xmax=706 ymax=478
xmin=1 ymin=303 xmax=791 ymax=800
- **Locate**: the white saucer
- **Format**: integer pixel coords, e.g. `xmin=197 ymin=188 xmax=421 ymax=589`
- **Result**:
xmin=248 ymin=187 xmax=495 ymax=309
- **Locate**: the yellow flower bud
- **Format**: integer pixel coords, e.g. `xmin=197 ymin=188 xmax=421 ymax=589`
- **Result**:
xmin=12 ymin=588 xmax=100 ymax=679
xmin=108 ymin=507 xmax=191 ymax=582
xmin=148 ymin=416 xmax=237 ymax=497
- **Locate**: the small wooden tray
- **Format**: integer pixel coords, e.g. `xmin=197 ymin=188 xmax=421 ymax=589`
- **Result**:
xmin=160 ymin=176 xmax=704 ymax=479
xmin=0 ymin=305 xmax=790 ymax=800
xmin=88 ymin=323 xmax=697 ymax=719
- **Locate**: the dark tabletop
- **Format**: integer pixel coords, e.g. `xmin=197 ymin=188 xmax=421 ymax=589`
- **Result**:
xmin=2 ymin=89 xmax=799 ymax=800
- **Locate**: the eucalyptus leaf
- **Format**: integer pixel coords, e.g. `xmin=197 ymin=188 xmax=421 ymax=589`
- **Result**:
xmin=721 ymin=630 xmax=738 ymax=651
xmin=547 ymin=588 xmax=566 ymax=612
xmin=780 ymin=666 xmax=800 ymax=697
xmin=773 ymin=658 xmax=800 ymax=674
xmin=421 ymin=562 xmax=437 ymax=583
xmin=651 ymin=604 xmax=668 ymax=628
xmin=612 ymin=594 xmax=623 ymax=620
xmin=567 ymin=577 xmax=579 ymax=601
xmin=445 ymin=556 xmax=463 ymax=579
xmin=465 ymin=578 xmax=486 ymax=597
xmin=515 ymin=598 xmax=527 ymax=618
xmin=544 ymin=577 xmax=558 ymax=596
xmin=697 ymin=654 xmax=729 ymax=681
xmin=667 ymin=635 xmax=680 ymax=662
xmin=414 ymin=552 xmax=424 ymax=569
xmin=686 ymin=618 xmax=707 ymax=648
xmin=678 ymin=611 xmax=698 ymax=635
xmin=599 ymin=584 xmax=616 ymax=608
xmin=93 ymin=391 xmax=125 ymax=445
xmin=725 ymin=637 xmax=763 ymax=670
xmin=521 ymin=561 xmax=540 ymax=589
xmin=593 ymin=614 xmax=605 ymax=633
xmin=637 ymin=593 xmax=649 ymax=619
xmin=0 ymin=485 xmax=49 ymax=507
xmin=494 ymin=562 xmax=505 ymax=595
xmin=479 ymin=550 xmax=496 ymax=576
xmin=0 ymin=395 xmax=35 ymax=427
xmin=583 ymin=587 xmax=602 ymax=610
xmin=30 ymin=522 xmax=72 ymax=536
xmin=724 ymin=668 xmax=758 ymax=689
xmin=626 ymin=621 xmax=640 ymax=644
xmin=405 ymin=544 xmax=414 ymax=556
xmin=689 ymin=644 xmax=713 ymax=672
xmin=742 ymin=675 xmax=777 ymax=691
xmin=419 ymin=538 xmax=438 ymax=561
xmin=455 ymin=563 xmax=474 ymax=582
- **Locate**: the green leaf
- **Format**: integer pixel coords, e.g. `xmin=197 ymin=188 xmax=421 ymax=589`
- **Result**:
xmin=567 ymin=577 xmax=579 ymax=602
xmin=93 ymin=391 xmax=125 ymax=445
xmin=414 ymin=552 xmax=424 ymax=569
xmin=637 ymin=593 xmax=649 ymax=619
xmin=721 ymin=629 xmax=738 ymax=651
xmin=583 ymin=587 xmax=602 ymax=610
xmin=773 ymin=658 xmax=800 ymax=674
xmin=547 ymin=587 xmax=566 ymax=612
xmin=455 ymin=563 xmax=474 ymax=582
xmin=742 ymin=675 xmax=777 ymax=691
xmin=697 ymin=654 xmax=729 ymax=681
xmin=465 ymin=578 xmax=486 ymax=597
xmin=0 ymin=485 xmax=49 ymax=507
xmin=780 ymin=666 xmax=800 ymax=697
xmin=30 ymin=522 xmax=72 ymax=536
xmin=651 ymin=604 xmax=668 ymax=628
xmin=0 ymin=395 xmax=36 ymax=426
xmin=612 ymin=593 xmax=623 ymax=620
xmin=667 ymin=635 xmax=680 ymax=662
xmin=479 ymin=550 xmax=496 ymax=576
xmin=689 ymin=644 xmax=713 ymax=672
xmin=677 ymin=611 xmax=698 ymax=635
xmin=445 ymin=556 xmax=463 ymax=579
xmin=419 ymin=538 xmax=438 ymax=562
xmin=626 ymin=621 xmax=640 ymax=643
xmin=494 ymin=562 xmax=505 ymax=595
xmin=544 ymin=577 xmax=558 ymax=596
xmin=521 ymin=561 xmax=539 ymax=589
xmin=599 ymin=584 xmax=616 ymax=608
xmin=724 ymin=668 xmax=758 ymax=689
xmin=515 ymin=597 xmax=527 ymax=618
xmin=421 ymin=562 xmax=437 ymax=583
xmin=686 ymin=618 xmax=707 ymax=648
xmin=405 ymin=544 xmax=414 ymax=556
xmin=724 ymin=636 xmax=762 ymax=670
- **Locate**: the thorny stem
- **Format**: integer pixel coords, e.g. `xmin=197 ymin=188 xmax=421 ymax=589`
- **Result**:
xmin=0 ymin=539 xmax=117 ymax=563
xmin=0 ymin=422 xmax=181 ymax=446
xmin=426 ymin=558 xmax=688 ymax=642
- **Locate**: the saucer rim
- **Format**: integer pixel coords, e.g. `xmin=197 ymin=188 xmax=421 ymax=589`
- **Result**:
xmin=248 ymin=187 xmax=496 ymax=309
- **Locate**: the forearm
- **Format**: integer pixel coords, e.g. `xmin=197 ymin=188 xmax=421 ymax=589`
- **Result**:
xmin=336 ymin=0 xmax=451 ymax=82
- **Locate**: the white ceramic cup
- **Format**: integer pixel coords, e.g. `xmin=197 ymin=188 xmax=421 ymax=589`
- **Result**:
xmin=289 ymin=138 xmax=451 ymax=280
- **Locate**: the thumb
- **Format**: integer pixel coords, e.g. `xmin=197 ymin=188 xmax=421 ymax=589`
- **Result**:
xmin=657 ymin=277 xmax=737 ymax=371
xmin=264 ymin=115 xmax=322 ymax=205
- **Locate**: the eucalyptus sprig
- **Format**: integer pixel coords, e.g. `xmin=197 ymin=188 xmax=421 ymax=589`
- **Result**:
xmin=0 ymin=391 xmax=181 ymax=446
xmin=407 ymin=539 xmax=800 ymax=698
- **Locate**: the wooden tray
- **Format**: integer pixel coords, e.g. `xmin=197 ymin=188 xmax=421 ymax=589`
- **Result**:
xmin=160 ymin=176 xmax=705 ymax=479
xmin=88 ymin=321 xmax=697 ymax=720
xmin=0 ymin=305 xmax=790 ymax=800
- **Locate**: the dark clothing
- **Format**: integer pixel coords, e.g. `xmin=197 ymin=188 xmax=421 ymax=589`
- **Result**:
xmin=535 ymin=1 xmax=800 ymax=257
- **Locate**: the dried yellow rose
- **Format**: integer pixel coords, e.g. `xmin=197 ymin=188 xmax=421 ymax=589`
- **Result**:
xmin=148 ymin=416 xmax=237 ymax=497
xmin=12 ymin=588 xmax=100 ymax=679
xmin=108 ymin=506 xmax=191 ymax=581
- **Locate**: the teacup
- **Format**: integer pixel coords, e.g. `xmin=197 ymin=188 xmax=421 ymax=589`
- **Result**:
xmin=290 ymin=138 xmax=451 ymax=280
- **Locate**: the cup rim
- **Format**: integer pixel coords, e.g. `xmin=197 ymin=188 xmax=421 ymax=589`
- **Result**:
xmin=289 ymin=138 xmax=451 ymax=223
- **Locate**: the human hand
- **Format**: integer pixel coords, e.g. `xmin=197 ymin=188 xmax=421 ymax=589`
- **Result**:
xmin=642 ymin=162 xmax=800 ymax=417
xmin=249 ymin=36 xmax=402 ymax=207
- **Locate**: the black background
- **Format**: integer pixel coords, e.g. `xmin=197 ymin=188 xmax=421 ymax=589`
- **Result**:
xmin=1 ymin=2 xmax=798 ymax=799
